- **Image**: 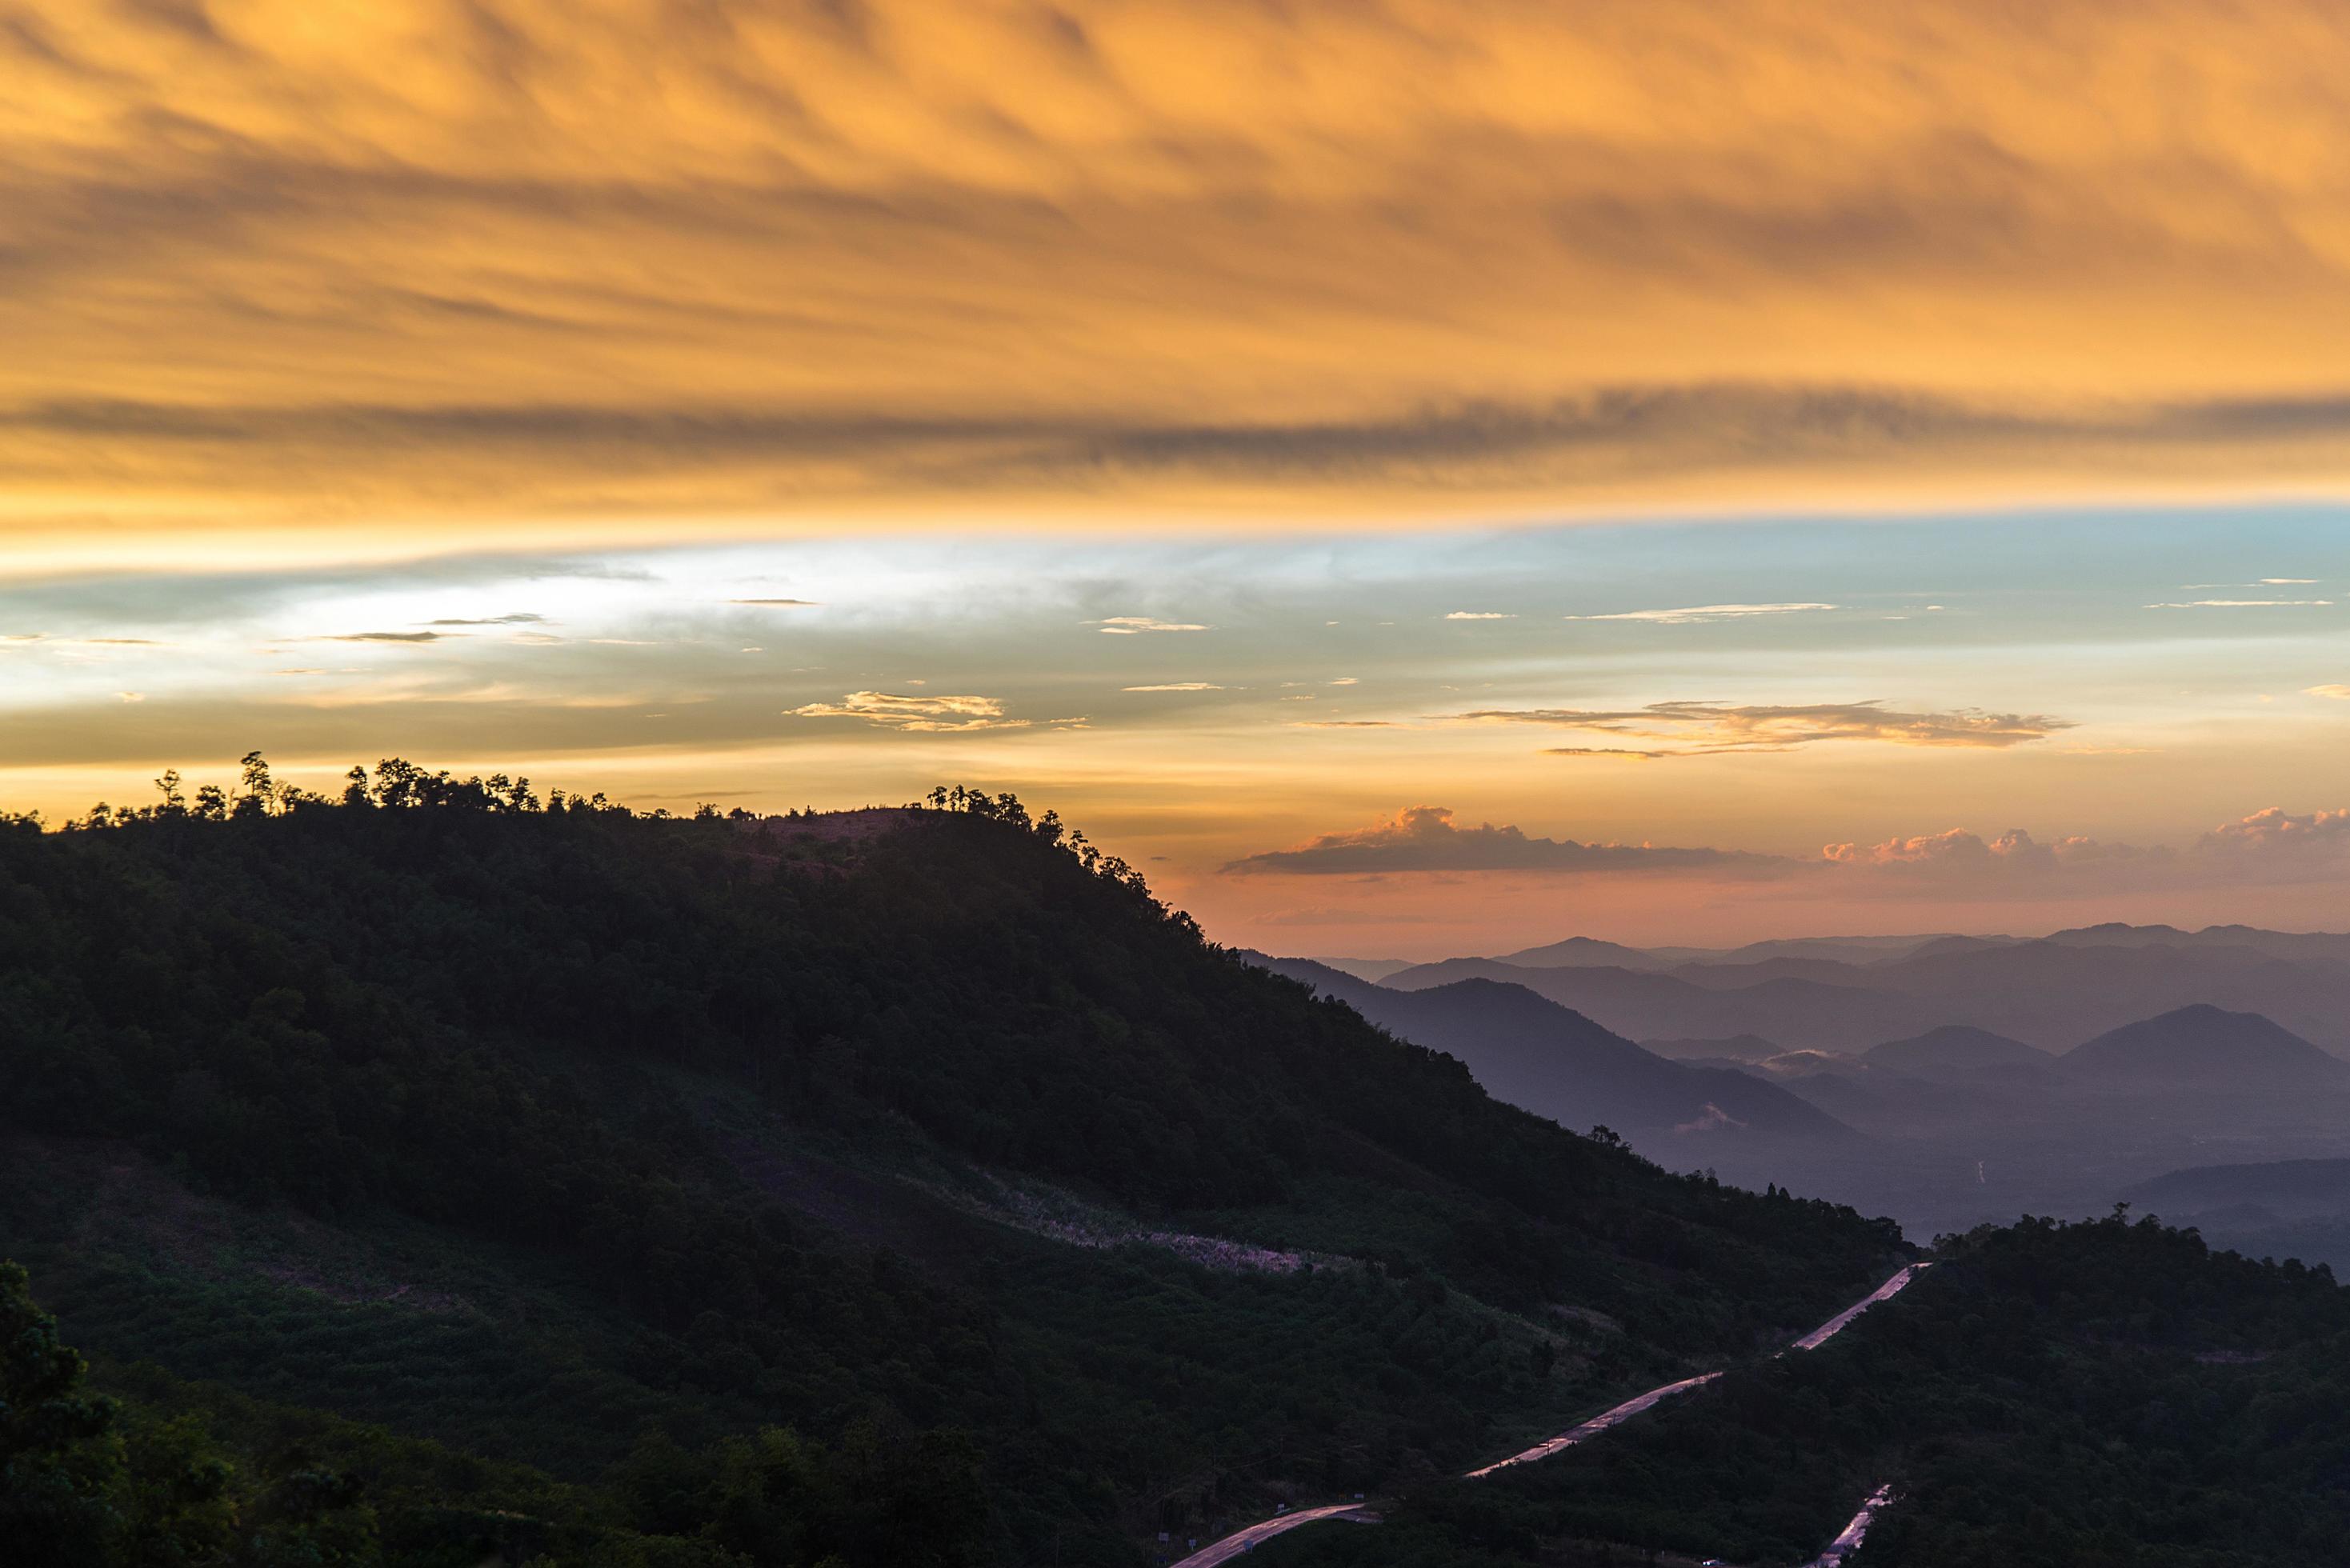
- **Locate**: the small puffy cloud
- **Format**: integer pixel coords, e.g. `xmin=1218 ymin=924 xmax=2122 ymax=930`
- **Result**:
xmin=2306 ymin=684 xmax=2350 ymax=700
xmin=1445 ymin=610 xmax=1515 ymax=620
xmin=2200 ymin=806 xmax=2350 ymax=853
xmin=1223 ymin=805 xmax=1781 ymax=875
xmin=115 ymin=691 xmax=143 ymax=702
xmin=1123 ymin=682 xmax=1225 ymax=691
xmin=788 ymin=690 xmax=1081 ymax=733
xmin=1456 ymin=699 xmax=2068 ymax=754
xmin=1820 ymin=826 xmax=2136 ymax=874
xmin=1565 ymin=602 xmax=1838 ymax=625
xmin=1812 ymin=805 xmax=2350 ymax=897
xmin=1093 ymin=617 xmax=1211 ymax=634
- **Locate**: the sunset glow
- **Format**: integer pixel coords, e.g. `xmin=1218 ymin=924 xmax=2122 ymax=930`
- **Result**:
xmin=6 ymin=1 xmax=2348 ymax=947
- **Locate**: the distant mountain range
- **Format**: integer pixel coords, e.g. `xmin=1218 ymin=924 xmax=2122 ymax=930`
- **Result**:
xmin=1355 ymin=924 xmax=2350 ymax=1053
xmin=1863 ymin=1026 xmax=2057 ymax=1078
xmin=2063 ymin=1005 xmax=2350 ymax=1090
xmin=2123 ymin=1157 xmax=2350 ymax=1220
xmin=1245 ymin=954 xmax=1859 ymax=1146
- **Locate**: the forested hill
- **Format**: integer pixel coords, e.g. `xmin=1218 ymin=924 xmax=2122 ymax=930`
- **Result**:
xmin=0 ymin=767 xmax=1904 ymax=1567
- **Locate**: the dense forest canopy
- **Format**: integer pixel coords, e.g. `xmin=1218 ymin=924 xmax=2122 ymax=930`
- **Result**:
xmin=0 ymin=758 xmax=1904 ymax=1566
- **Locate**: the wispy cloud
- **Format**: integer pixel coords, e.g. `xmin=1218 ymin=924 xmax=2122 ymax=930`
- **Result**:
xmin=1564 ymin=602 xmax=1838 ymax=625
xmin=730 ymin=598 xmax=823 ymax=607
xmin=1445 ymin=611 xmax=1515 ymax=621
xmin=1452 ymin=699 xmax=2070 ymax=754
xmin=428 ymin=612 xmax=546 ymax=626
xmin=322 ymin=630 xmax=448 ymax=644
xmin=1123 ymin=682 xmax=1224 ymax=691
xmin=1223 ymin=804 xmax=1783 ymax=875
xmin=2307 ymin=684 xmax=2350 ymax=700
xmin=2145 ymin=598 xmax=2334 ymax=609
xmin=1093 ymin=617 xmax=1210 ymax=634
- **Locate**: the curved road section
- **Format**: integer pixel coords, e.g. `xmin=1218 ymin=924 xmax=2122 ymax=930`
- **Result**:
xmin=1168 ymin=1262 xmax=1928 ymax=1568
xmin=1167 ymin=1503 xmax=1379 ymax=1566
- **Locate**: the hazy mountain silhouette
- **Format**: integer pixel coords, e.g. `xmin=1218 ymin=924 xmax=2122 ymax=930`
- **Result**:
xmin=1303 ymin=954 xmax=1418 ymax=982
xmin=1250 ymin=957 xmax=1857 ymax=1142
xmin=1380 ymin=934 xmax=2350 ymax=1053
xmin=2122 ymin=1157 xmax=2350 ymax=1220
xmin=2062 ymin=1005 xmax=2350 ymax=1089
xmin=1864 ymin=1025 xmax=2058 ymax=1078
xmin=1643 ymin=1033 xmax=1784 ymax=1062
xmin=1376 ymin=958 xmax=1936 ymax=1052
xmin=1497 ymin=934 xmax=1668 ymax=969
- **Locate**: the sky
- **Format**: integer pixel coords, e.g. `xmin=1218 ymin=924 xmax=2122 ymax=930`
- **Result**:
xmin=4 ymin=0 xmax=2350 ymax=951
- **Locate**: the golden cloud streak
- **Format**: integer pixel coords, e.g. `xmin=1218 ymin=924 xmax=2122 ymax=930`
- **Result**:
xmin=10 ymin=0 xmax=2350 ymax=558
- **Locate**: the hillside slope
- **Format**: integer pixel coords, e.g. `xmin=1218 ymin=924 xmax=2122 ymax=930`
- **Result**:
xmin=0 ymin=779 xmax=1904 ymax=1568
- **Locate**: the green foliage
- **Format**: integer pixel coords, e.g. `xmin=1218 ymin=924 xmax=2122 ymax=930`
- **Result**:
xmin=0 ymin=1259 xmax=384 ymax=1567
xmin=1257 ymin=1215 xmax=2350 ymax=1567
xmin=0 ymin=762 xmax=1906 ymax=1564
xmin=1 ymin=1258 xmax=123 ymax=1563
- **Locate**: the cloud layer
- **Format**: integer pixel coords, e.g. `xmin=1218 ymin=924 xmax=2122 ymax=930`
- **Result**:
xmin=1453 ymin=699 xmax=2072 ymax=755
xmin=16 ymin=1 xmax=2350 ymax=554
xmin=1223 ymin=804 xmax=1780 ymax=875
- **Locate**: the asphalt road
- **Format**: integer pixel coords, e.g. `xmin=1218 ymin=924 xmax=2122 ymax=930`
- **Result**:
xmin=1806 ymin=1482 xmax=1895 ymax=1566
xmin=1463 ymin=1370 xmax=1723 ymax=1477
xmin=1163 ymin=1503 xmax=1379 ymax=1566
xmin=1789 ymin=1263 xmax=1928 ymax=1352
xmin=1167 ymin=1263 xmax=1928 ymax=1568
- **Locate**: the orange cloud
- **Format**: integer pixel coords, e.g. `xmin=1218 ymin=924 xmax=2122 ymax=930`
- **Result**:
xmin=1223 ymin=804 xmax=1784 ymax=875
xmin=14 ymin=1 xmax=2350 ymax=562
xmin=1455 ymin=700 xmax=2072 ymax=754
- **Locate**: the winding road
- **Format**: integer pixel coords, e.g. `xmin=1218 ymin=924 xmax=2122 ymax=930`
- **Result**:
xmin=1463 ymin=1370 xmax=1722 ymax=1477
xmin=1166 ymin=1262 xmax=1928 ymax=1568
xmin=1165 ymin=1504 xmax=1382 ymax=1567
xmin=1806 ymin=1482 xmax=1895 ymax=1566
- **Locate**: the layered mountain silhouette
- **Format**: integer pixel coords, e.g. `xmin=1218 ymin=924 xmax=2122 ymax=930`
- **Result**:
xmin=1248 ymin=955 xmax=1857 ymax=1144
xmin=1864 ymin=1025 xmax=2058 ymax=1078
xmin=2123 ymin=1157 xmax=2350 ymax=1220
xmin=1495 ymin=934 xmax=1668 ymax=969
xmin=1371 ymin=929 xmax=2350 ymax=1053
xmin=2060 ymin=1005 xmax=2350 ymax=1089
xmin=1642 ymin=1034 xmax=1784 ymax=1063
